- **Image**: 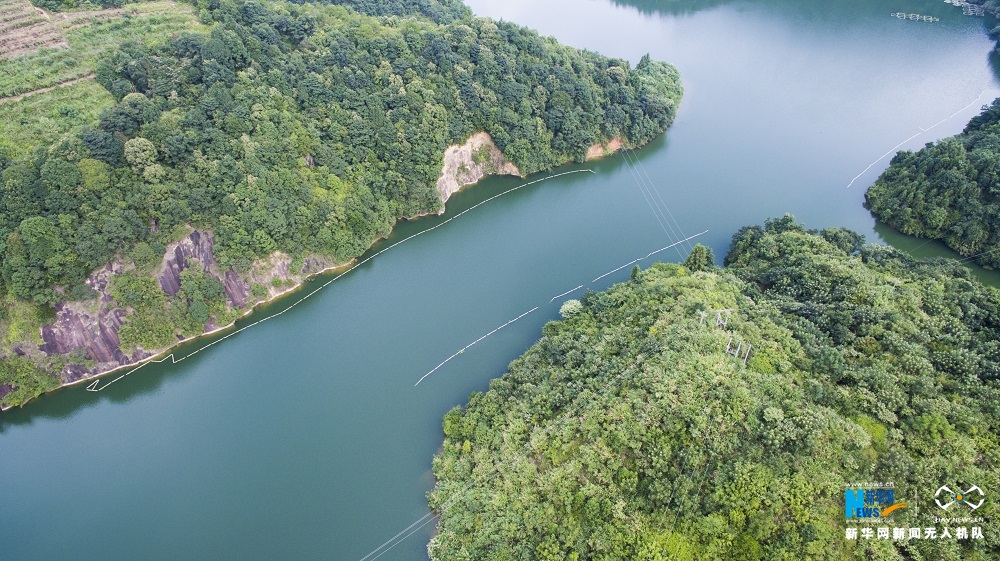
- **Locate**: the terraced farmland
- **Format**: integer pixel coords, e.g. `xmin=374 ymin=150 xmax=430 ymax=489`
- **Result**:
xmin=0 ymin=0 xmax=209 ymax=155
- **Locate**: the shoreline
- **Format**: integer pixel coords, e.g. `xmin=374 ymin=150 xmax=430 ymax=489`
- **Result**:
xmin=1 ymin=133 xmax=638 ymax=412
xmin=1 ymin=255 xmax=360 ymax=411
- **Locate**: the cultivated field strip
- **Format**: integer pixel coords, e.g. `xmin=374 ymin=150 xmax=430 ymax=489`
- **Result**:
xmin=0 ymin=6 xmax=202 ymax=96
xmin=0 ymin=0 xmax=66 ymax=58
xmin=0 ymin=0 xmax=206 ymax=154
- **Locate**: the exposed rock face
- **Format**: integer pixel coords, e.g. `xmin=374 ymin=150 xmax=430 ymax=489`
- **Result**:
xmin=158 ymin=230 xmax=216 ymax=297
xmin=301 ymin=257 xmax=329 ymax=275
xmin=157 ymin=229 xmax=253 ymax=309
xmin=38 ymin=260 xmax=151 ymax=382
xmin=40 ymin=304 xmax=128 ymax=362
xmin=436 ymin=132 xmax=521 ymax=207
xmin=15 ymin=135 xmax=522 ymax=402
xmin=244 ymin=252 xmax=333 ymax=300
xmin=37 ymin=230 xmax=241 ymax=382
xmin=585 ymin=137 xmax=624 ymax=161
xmin=27 ymin=228 xmax=342 ymax=397
xmin=224 ymin=269 xmax=248 ymax=309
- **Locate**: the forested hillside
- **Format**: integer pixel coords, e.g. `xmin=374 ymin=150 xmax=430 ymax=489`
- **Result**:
xmin=430 ymin=217 xmax=1000 ymax=560
xmin=866 ymin=97 xmax=1000 ymax=269
xmin=0 ymin=0 xmax=681 ymax=407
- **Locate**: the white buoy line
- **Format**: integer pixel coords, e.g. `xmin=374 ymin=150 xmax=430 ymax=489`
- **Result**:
xmin=593 ymin=230 xmax=708 ymax=283
xmin=549 ymin=284 xmax=584 ymax=303
xmin=360 ymin=145 xmax=706 ymax=559
xmin=413 ymin=307 xmax=541 ymax=387
xmin=846 ymin=90 xmax=987 ymax=189
xmin=364 ymin=334 xmax=678 ymax=561
xmin=83 ymin=169 xmax=597 ymax=393
xmin=413 ymin=230 xmax=707 ymax=387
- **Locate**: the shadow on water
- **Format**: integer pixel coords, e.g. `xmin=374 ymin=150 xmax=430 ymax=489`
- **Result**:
xmin=0 ymin=358 xmax=188 ymax=432
xmin=0 ymin=303 xmax=282 ymax=432
xmin=873 ymin=221 xmax=1000 ymax=285
xmin=988 ymin=37 xmax=1000 ymax=82
xmin=588 ymin=133 xmax=670 ymax=176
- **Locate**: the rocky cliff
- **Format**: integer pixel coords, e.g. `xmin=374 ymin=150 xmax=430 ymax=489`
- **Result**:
xmin=29 ymin=229 xmax=340 ymax=389
xmin=585 ymin=137 xmax=624 ymax=161
xmin=436 ymin=132 xmax=521 ymax=207
xmin=36 ymin=230 xmax=246 ymax=384
xmin=9 ymin=131 xmax=632 ymax=407
xmin=38 ymin=260 xmax=144 ymax=383
xmin=156 ymin=230 xmax=249 ymax=308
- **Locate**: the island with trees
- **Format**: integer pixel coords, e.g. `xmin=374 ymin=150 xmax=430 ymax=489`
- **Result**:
xmin=429 ymin=217 xmax=1000 ymax=559
xmin=0 ymin=0 xmax=682 ymax=408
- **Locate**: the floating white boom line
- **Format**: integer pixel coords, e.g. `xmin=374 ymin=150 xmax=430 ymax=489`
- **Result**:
xmin=85 ymin=353 xmax=182 ymax=392
xmin=83 ymin=170 xmax=595 ymax=393
xmin=846 ymin=90 xmax=986 ymax=189
xmin=413 ymin=232 xmax=710 ymax=389
xmin=414 ymin=307 xmax=540 ymax=386
xmin=549 ymin=285 xmax=583 ymax=303
xmin=591 ymin=230 xmax=708 ymax=283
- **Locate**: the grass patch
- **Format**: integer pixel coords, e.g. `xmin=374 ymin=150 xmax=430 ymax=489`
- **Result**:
xmin=0 ymin=0 xmax=209 ymax=156
xmin=0 ymin=78 xmax=112 ymax=153
xmin=0 ymin=296 xmax=54 ymax=349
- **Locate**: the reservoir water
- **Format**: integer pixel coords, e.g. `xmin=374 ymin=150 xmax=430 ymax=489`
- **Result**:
xmin=2 ymin=0 xmax=999 ymax=559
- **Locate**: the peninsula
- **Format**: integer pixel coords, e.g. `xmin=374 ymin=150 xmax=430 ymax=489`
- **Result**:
xmin=0 ymin=0 xmax=682 ymax=408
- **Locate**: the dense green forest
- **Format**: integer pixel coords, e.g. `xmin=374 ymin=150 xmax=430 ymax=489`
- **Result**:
xmin=2 ymin=0 xmax=680 ymax=302
xmin=866 ymin=97 xmax=1000 ymax=269
xmin=430 ymin=217 xmax=1000 ymax=560
xmin=970 ymin=0 xmax=1000 ymax=18
xmin=0 ymin=0 xmax=681 ymax=406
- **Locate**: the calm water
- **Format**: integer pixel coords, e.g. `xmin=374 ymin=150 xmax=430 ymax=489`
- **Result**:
xmin=3 ymin=1 xmax=999 ymax=559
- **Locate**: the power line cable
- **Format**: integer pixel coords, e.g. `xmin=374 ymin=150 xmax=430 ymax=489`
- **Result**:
xmin=618 ymin=150 xmax=687 ymax=259
xmin=625 ymin=145 xmax=694 ymax=254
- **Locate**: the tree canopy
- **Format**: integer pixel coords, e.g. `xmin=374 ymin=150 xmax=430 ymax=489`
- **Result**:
xmin=1 ymin=0 xmax=682 ymax=406
xmin=1 ymin=0 xmax=681 ymax=303
xmin=866 ymin=97 xmax=1000 ymax=269
xmin=430 ymin=217 xmax=1000 ymax=560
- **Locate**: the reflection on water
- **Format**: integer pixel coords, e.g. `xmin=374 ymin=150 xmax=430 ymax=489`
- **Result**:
xmin=612 ymin=0 xmax=989 ymax=21
xmin=873 ymin=221 xmax=1000 ymax=285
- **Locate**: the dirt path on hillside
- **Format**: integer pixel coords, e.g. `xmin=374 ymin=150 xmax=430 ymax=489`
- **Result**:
xmin=0 ymin=72 xmax=95 ymax=104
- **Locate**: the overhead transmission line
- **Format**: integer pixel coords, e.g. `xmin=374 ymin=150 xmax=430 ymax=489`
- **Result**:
xmin=624 ymin=144 xmax=694 ymax=254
